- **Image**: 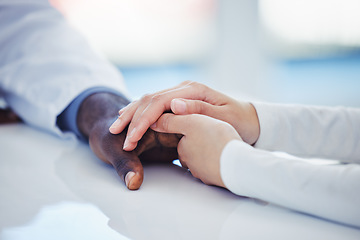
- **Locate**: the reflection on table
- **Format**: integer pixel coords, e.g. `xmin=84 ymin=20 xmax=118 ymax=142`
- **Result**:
xmin=1 ymin=124 xmax=359 ymax=240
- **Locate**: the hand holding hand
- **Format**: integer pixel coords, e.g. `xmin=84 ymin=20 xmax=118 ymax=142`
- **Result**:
xmin=151 ymin=113 xmax=242 ymax=188
xmin=109 ymin=81 xmax=259 ymax=151
xmin=77 ymin=92 xmax=179 ymax=190
xmin=89 ymin=123 xmax=179 ymax=190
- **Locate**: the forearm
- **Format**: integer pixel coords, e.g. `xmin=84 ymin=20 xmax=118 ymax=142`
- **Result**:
xmin=253 ymin=102 xmax=360 ymax=162
xmin=221 ymin=140 xmax=360 ymax=227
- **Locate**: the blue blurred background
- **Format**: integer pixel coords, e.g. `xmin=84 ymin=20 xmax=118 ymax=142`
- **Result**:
xmin=52 ymin=0 xmax=360 ymax=107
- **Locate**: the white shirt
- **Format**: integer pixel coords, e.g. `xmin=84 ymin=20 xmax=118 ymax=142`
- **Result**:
xmin=220 ymin=103 xmax=360 ymax=227
xmin=0 ymin=0 xmax=127 ymax=137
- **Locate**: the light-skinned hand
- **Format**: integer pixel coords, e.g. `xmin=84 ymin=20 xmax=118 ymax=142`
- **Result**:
xmin=151 ymin=113 xmax=242 ymax=188
xmin=109 ymin=81 xmax=260 ymax=151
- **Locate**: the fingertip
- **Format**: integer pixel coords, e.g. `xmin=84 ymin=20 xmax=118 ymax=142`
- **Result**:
xmin=109 ymin=127 xmax=119 ymax=134
xmin=150 ymin=121 xmax=164 ymax=133
xmin=171 ymin=98 xmax=187 ymax=114
xmin=124 ymin=170 xmax=143 ymax=190
xmin=128 ymin=173 xmax=143 ymax=190
xmin=109 ymin=118 xmax=123 ymax=134
xmin=149 ymin=115 xmax=169 ymax=133
xmin=123 ymin=138 xmax=137 ymax=151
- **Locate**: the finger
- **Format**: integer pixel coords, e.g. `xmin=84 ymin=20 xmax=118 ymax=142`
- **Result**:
xmin=109 ymin=101 xmax=137 ymax=134
xmin=171 ymin=98 xmax=221 ymax=117
xmin=120 ymin=82 xmax=189 ymax=149
xmin=150 ymin=113 xmax=193 ymax=135
xmin=109 ymin=152 xmax=144 ymax=190
xmin=89 ymin=128 xmax=144 ymax=190
xmin=124 ymin=82 xmax=211 ymax=150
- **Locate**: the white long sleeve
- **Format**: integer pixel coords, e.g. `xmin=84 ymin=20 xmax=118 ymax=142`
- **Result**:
xmin=0 ymin=0 xmax=127 ymax=136
xmin=220 ymin=104 xmax=360 ymax=227
xmin=253 ymin=102 xmax=360 ymax=163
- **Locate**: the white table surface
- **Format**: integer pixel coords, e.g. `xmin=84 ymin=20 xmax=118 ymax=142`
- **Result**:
xmin=1 ymin=123 xmax=359 ymax=240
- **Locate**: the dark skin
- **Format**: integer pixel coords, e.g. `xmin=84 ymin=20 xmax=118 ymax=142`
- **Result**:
xmin=0 ymin=108 xmax=21 ymax=124
xmin=77 ymin=92 xmax=180 ymax=190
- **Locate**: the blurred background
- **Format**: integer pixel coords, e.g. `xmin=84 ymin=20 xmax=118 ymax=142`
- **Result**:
xmin=51 ymin=0 xmax=360 ymax=107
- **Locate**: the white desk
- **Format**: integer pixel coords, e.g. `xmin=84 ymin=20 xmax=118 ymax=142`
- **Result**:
xmin=1 ymin=124 xmax=359 ymax=239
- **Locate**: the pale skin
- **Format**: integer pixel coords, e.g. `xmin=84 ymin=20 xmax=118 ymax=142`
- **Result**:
xmin=109 ymin=81 xmax=261 ymax=188
xmin=151 ymin=113 xmax=242 ymax=187
xmin=2 ymin=86 xmax=245 ymax=189
xmin=6 ymin=82 xmax=258 ymax=190
xmin=109 ymin=81 xmax=260 ymax=149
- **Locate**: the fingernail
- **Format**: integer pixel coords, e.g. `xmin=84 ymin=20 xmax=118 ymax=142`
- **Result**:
xmin=123 ymin=137 xmax=130 ymax=150
xmin=125 ymin=171 xmax=135 ymax=189
xmin=172 ymin=99 xmax=186 ymax=113
xmin=109 ymin=118 xmax=121 ymax=130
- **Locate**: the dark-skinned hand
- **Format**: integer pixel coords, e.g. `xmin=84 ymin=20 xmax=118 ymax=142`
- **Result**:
xmin=0 ymin=108 xmax=21 ymax=124
xmin=77 ymin=92 xmax=180 ymax=190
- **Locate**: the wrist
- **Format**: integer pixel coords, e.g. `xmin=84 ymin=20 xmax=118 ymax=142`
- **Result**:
xmin=247 ymin=103 xmax=260 ymax=145
xmin=77 ymin=92 xmax=130 ymax=139
xmin=232 ymin=102 xmax=260 ymax=145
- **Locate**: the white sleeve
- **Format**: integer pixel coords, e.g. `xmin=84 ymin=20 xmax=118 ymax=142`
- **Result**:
xmin=252 ymin=102 xmax=360 ymax=163
xmin=0 ymin=0 xmax=127 ymax=137
xmin=220 ymin=140 xmax=360 ymax=228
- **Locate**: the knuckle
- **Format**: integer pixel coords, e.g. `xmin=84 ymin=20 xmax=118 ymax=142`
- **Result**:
xmin=187 ymin=81 xmax=197 ymax=87
xmin=181 ymin=80 xmax=192 ymax=86
xmin=111 ymin=156 xmax=133 ymax=178
xmin=113 ymin=159 xmax=128 ymax=176
xmin=194 ymin=101 xmax=204 ymax=113
xmin=182 ymin=80 xmax=200 ymax=90
xmin=150 ymin=94 xmax=162 ymax=103
xmin=185 ymin=81 xmax=207 ymax=95
xmin=161 ymin=115 xmax=171 ymax=131
xmin=187 ymin=81 xmax=203 ymax=88
xmin=197 ymin=82 xmax=207 ymax=93
xmin=140 ymin=93 xmax=153 ymax=103
xmin=142 ymin=117 xmax=154 ymax=129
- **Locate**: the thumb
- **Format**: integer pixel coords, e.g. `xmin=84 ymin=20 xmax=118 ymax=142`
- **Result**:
xmin=151 ymin=113 xmax=190 ymax=135
xmin=171 ymin=98 xmax=218 ymax=116
xmin=89 ymin=125 xmax=144 ymax=190
xmin=111 ymin=152 xmax=144 ymax=190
